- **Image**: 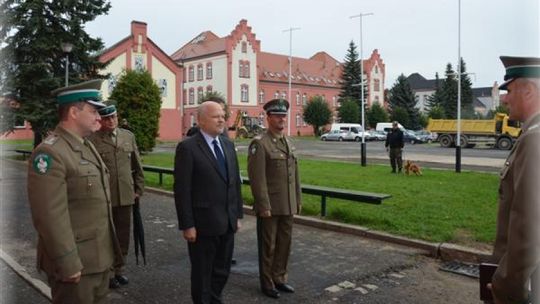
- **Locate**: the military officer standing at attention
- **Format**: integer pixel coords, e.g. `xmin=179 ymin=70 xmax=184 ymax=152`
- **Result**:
xmin=248 ymin=99 xmax=302 ymax=299
xmin=486 ymin=56 xmax=540 ymax=304
xmin=27 ymin=80 xmax=122 ymax=304
xmin=89 ymin=103 xmax=145 ymax=288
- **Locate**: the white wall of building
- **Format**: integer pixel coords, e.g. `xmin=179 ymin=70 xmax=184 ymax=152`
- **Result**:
xmin=151 ymin=56 xmax=176 ymax=109
xmin=100 ymin=52 xmax=126 ymax=100
xmin=231 ymin=35 xmax=257 ymax=106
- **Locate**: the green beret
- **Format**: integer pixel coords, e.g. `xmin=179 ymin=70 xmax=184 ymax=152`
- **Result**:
xmin=263 ymin=99 xmax=289 ymax=115
xmin=499 ymin=56 xmax=540 ymax=90
xmin=98 ymin=104 xmax=117 ymax=117
xmin=51 ymin=79 xmax=105 ymax=108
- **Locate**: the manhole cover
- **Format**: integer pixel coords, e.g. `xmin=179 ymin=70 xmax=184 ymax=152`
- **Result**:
xmin=439 ymin=261 xmax=479 ymax=278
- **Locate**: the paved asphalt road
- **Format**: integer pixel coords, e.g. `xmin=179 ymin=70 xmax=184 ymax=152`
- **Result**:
xmin=1 ymin=159 xmax=484 ymax=303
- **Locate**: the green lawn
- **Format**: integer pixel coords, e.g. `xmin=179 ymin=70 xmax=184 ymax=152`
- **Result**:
xmin=141 ymin=152 xmax=498 ymax=248
xmin=0 ymin=139 xmax=33 ymax=149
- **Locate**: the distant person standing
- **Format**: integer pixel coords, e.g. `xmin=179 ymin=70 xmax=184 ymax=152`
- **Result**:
xmin=487 ymin=56 xmax=540 ymax=304
xmin=385 ymin=121 xmax=404 ymax=173
xmin=89 ymin=103 xmax=145 ymax=289
xmin=248 ymin=99 xmax=301 ymax=299
xmin=27 ymin=80 xmax=122 ymax=303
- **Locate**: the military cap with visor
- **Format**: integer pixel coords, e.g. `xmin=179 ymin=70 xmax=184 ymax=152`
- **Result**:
xmin=499 ymin=56 xmax=540 ymax=90
xmin=98 ymin=102 xmax=117 ymax=117
xmin=51 ymin=79 xmax=106 ymax=108
xmin=263 ymin=99 xmax=289 ymax=115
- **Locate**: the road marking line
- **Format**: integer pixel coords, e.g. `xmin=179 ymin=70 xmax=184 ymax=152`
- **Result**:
xmin=0 ymin=249 xmax=51 ymax=301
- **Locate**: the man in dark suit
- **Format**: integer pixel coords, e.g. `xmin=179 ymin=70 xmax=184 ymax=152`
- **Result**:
xmin=174 ymin=101 xmax=243 ymax=304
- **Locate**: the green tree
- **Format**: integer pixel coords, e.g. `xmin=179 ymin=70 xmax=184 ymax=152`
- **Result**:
xmin=390 ymin=106 xmax=410 ymax=128
xmin=440 ymin=63 xmax=458 ymax=119
xmin=110 ymin=70 xmax=162 ymax=152
xmin=459 ymin=58 xmax=475 ymax=119
xmin=303 ymin=96 xmax=331 ymax=136
xmin=426 ymin=72 xmax=444 ymax=111
xmin=0 ymin=0 xmax=111 ymax=146
xmin=200 ymin=91 xmax=230 ymax=120
xmin=337 ymin=98 xmax=359 ymax=123
xmin=339 ymin=41 xmax=368 ymax=108
xmin=428 ymin=105 xmax=446 ymax=119
xmin=366 ymin=102 xmax=389 ymax=128
xmin=387 ymin=74 xmax=420 ymax=129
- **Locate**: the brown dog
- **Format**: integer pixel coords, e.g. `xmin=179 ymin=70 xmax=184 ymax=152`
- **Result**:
xmin=404 ymin=160 xmax=422 ymax=176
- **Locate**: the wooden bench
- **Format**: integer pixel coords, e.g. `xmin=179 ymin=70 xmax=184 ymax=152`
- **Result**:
xmin=14 ymin=149 xmax=32 ymax=160
xmin=142 ymin=166 xmax=391 ymax=216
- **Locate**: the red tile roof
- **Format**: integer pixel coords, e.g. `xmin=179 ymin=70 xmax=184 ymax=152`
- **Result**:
xmin=258 ymin=51 xmax=343 ymax=87
xmin=171 ymin=31 xmax=226 ymax=61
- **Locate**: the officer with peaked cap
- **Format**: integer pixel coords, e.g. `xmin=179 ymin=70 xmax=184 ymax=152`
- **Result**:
xmin=27 ymin=80 xmax=123 ymax=303
xmin=89 ymin=102 xmax=144 ymax=289
xmin=487 ymin=56 xmax=540 ymax=304
xmin=247 ymin=99 xmax=301 ymax=299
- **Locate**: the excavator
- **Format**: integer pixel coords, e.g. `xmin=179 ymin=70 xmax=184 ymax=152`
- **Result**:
xmin=230 ymin=110 xmax=266 ymax=139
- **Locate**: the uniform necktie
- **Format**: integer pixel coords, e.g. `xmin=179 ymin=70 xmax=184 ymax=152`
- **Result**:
xmin=212 ymin=139 xmax=227 ymax=178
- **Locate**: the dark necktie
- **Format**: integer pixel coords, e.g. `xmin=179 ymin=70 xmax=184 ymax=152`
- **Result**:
xmin=212 ymin=139 xmax=227 ymax=178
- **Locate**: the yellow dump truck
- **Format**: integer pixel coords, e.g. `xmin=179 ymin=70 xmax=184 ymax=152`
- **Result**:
xmin=426 ymin=113 xmax=521 ymax=150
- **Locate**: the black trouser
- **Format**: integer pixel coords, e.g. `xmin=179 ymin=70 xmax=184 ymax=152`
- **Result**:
xmin=389 ymin=147 xmax=403 ymax=172
xmin=187 ymin=231 xmax=234 ymax=304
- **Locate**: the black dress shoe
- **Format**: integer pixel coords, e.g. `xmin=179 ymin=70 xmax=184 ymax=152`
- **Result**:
xmin=109 ymin=278 xmax=120 ymax=289
xmin=262 ymin=288 xmax=280 ymax=299
xmin=275 ymin=283 xmax=295 ymax=293
xmin=114 ymin=275 xmax=129 ymax=285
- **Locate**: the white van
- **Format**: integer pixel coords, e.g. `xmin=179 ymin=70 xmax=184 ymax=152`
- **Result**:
xmin=329 ymin=123 xmax=369 ymax=141
xmin=375 ymin=122 xmax=404 ymax=133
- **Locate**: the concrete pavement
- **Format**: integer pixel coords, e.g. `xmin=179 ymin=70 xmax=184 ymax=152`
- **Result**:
xmin=1 ymin=159 xmax=484 ymax=303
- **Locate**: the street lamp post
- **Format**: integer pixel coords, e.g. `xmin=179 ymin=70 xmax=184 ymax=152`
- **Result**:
xmin=61 ymin=42 xmax=73 ymax=87
xmin=283 ymin=27 xmax=301 ymax=137
xmin=350 ymin=13 xmax=373 ymax=167
xmin=456 ymin=0 xmax=462 ymax=173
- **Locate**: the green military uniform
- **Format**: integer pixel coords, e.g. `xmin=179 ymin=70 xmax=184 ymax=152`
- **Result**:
xmin=248 ymin=99 xmax=301 ymax=293
xmin=491 ymin=56 xmax=540 ymax=304
xmin=89 ymin=104 xmax=144 ymax=278
xmin=27 ymin=80 xmax=122 ymax=304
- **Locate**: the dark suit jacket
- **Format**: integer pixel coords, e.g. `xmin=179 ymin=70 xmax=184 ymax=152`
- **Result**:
xmin=174 ymin=132 xmax=243 ymax=236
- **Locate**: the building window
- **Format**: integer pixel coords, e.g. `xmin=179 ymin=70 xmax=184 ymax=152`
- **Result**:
xmin=274 ymin=91 xmax=279 ymax=99
xmin=302 ymin=94 xmax=307 ymax=105
xmin=206 ymin=62 xmax=213 ymax=79
xmin=375 ymin=65 xmax=379 ymax=74
xmin=197 ymin=87 xmax=203 ymax=104
xmin=296 ymin=113 xmax=301 ymax=127
xmin=259 ymin=90 xmax=265 ymax=104
xmin=241 ymin=41 xmax=247 ymax=53
xmin=374 ymin=96 xmax=380 ymax=104
xmin=241 ymin=85 xmax=249 ymax=102
xmin=321 ymin=94 xmax=326 ymax=102
xmin=296 ymin=92 xmax=300 ymax=105
xmin=281 ymin=92 xmax=286 ymax=100
xmin=197 ymin=64 xmax=203 ymax=81
xmin=189 ymin=88 xmax=195 ymax=104
xmin=239 ymin=61 xmax=244 ymax=77
xmin=244 ymin=61 xmax=250 ymax=78
xmin=188 ymin=65 xmax=194 ymax=82
xmin=206 ymin=85 xmax=213 ymax=93
xmin=332 ymin=96 xmax=336 ymax=107
xmin=374 ymin=79 xmax=380 ymax=92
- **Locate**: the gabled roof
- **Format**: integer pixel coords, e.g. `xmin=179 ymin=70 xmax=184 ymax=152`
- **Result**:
xmin=170 ymin=31 xmax=226 ymax=61
xmin=258 ymin=51 xmax=342 ymax=87
xmin=407 ymin=73 xmax=440 ymax=90
xmin=472 ymin=87 xmax=492 ymax=98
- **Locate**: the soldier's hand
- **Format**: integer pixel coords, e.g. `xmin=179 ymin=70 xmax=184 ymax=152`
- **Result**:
xmin=183 ymin=227 xmax=197 ymax=242
xmin=259 ymin=210 xmax=271 ymax=218
xmin=61 ymin=271 xmax=81 ymax=283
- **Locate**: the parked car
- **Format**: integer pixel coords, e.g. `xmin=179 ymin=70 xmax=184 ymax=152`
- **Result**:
xmin=414 ymin=130 xmax=437 ymax=143
xmin=370 ymin=130 xmax=387 ymax=141
xmin=403 ymin=130 xmax=424 ymax=144
xmin=320 ymin=129 xmax=370 ymax=142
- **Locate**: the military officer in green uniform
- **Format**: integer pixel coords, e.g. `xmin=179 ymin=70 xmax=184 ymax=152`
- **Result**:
xmin=487 ymin=56 xmax=540 ymax=304
xmin=247 ymin=99 xmax=302 ymax=299
xmin=89 ymin=103 xmax=144 ymax=288
xmin=27 ymin=80 xmax=122 ymax=304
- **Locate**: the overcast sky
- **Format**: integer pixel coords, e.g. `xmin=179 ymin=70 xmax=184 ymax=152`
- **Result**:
xmin=86 ymin=0 xmax=539 ymax=88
